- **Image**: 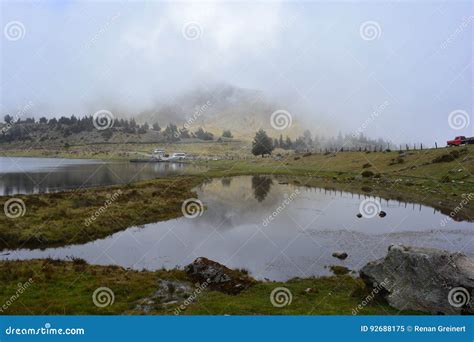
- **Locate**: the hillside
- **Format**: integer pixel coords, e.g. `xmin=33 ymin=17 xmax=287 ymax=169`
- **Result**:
xmin=134 ymin=84 xmax=303 ymax=138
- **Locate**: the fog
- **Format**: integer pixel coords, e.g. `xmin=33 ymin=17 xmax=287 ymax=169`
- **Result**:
xmin=1 ymin=0 xmax=472 ymax=144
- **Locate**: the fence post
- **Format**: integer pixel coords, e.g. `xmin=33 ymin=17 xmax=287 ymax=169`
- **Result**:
xmin=435 ymin=142 xmax=438 ymax=149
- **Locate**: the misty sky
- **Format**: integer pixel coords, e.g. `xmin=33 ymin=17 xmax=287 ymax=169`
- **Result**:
xmin=1 ymin=0 xmax=472 ymax=144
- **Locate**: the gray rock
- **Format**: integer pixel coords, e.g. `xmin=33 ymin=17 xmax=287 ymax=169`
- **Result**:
xmin=135 ymin=279 xmax=194 ymax=312
xmin=360 ymin=245 xmax=474 ymax=314
xmin=332 ymin=251 xmax=348 ymax=260
xmin=185 ymin=257 xmax=255 ymax=294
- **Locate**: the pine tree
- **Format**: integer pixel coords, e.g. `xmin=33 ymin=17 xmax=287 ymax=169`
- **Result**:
xmin=252 ymin=129 xmax=274 ymax=157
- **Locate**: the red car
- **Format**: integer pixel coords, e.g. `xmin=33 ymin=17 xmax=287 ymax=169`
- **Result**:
xmin=447 ymin=136 xmax=474 ymax=146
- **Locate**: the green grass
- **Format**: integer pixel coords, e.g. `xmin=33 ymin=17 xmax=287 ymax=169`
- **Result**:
xmin=0 ymin=260 xmax=417 ymax=315
xmin=0 ymin=176 xmax=203 ymax=249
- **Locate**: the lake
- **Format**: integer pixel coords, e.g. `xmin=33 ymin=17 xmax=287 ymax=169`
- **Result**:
xmin=0 ymin=157 xmax=201 ymax=195
xmin=2 ymin=175 xmax=473 ymax=280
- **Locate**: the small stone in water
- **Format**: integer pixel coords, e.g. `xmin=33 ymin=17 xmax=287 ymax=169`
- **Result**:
xmin=356 ymin=213 xmax=363 ymax=218
xmin=379 ymin=211 xmax=387 ymax=218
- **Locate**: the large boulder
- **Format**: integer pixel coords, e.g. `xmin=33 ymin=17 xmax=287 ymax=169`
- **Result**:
xmin=185 ymin=257 xmax=255 ymax=295
xmin=360 ymin=245 xmax=474 ymax=314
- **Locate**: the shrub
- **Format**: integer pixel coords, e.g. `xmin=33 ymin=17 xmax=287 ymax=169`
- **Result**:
xmin=432 ymin=149 xmax=465 ymax=163
xmin=361 ymin=170 xmax=374 ymax=177
xmin=389 ymin=156 xmax=404 ymax=165
xmin=441 ymin=175 xmax=451 ymax=183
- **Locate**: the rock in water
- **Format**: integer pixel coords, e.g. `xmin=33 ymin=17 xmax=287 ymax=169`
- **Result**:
xmin=360 ymin=245 xmax=474 ymax=314
xmin=332 ymin=251 xmax=348 ymax=260
xmin=185 ymin=257 xmax=255 ymax=295
xmin=378 ymin=211 xmax=387 ymax=218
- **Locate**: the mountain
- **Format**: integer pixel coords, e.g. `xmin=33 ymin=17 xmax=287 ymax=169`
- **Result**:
xmin=135 ymin=84 xmax=302 ymax=138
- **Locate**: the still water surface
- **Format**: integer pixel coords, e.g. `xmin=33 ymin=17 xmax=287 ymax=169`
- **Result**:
xmin=2 ymin=176 xmax=473 ymax=280
xmin=0 ymin=157 xmax=200 ymax=195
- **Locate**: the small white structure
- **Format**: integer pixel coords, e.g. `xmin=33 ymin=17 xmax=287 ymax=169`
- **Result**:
xmin=152 ymin=148 xmax=166 ymax=159
xmin=151 ymin=148 xmax=186 ymax=161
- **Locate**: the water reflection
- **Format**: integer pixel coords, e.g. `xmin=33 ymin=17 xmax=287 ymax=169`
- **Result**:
xmin=251 ymin=175 xmax=273 ymax=202
xmin=3 ymin=176 xmax=473 ymax=280
xmin=0 ymin=157 xmax=202 ymax=195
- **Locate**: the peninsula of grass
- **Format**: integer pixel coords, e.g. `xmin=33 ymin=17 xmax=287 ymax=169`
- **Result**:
xmin=0 ymin=176 xmax=203 ymax=250
xmin=0 ymin=259 xmax=416 ymax=315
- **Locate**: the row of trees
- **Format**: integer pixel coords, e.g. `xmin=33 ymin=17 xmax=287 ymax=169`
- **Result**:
xmin=252 ymin=129 xmax=392 ymax=157
xmin=1 ymin=115 xmax=230 ymax=143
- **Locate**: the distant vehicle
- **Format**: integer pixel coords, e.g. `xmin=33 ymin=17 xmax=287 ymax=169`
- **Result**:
xmin=447 ymin=136 xmax=474 ymax=146
xmin=168 ymin=152 xmax=186 ymax=161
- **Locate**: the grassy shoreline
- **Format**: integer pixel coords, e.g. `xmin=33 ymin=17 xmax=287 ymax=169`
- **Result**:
xmin=0 ymin=259 xmax=417 ymax=315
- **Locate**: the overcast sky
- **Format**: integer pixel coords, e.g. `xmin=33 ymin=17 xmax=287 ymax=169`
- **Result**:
xmin=1 ymin=0 xmax=472 ymax=144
